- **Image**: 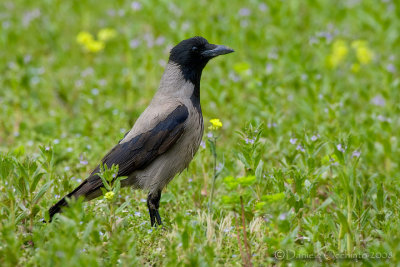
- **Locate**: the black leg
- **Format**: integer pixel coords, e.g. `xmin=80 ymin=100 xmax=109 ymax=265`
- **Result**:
xmin=147 ymin=190 xmax=162 ymax=227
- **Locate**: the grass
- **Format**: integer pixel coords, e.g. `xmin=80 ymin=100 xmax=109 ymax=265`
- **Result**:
xmin=0 ymin=0 xmax=399 ymax=266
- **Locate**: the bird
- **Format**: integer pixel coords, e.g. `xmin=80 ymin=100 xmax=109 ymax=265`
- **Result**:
xmin=48 ymin=36 xmax=234 ymax=226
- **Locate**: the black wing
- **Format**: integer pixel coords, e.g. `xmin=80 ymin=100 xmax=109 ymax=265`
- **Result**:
xmin=49 ymin=105 xmax=189 ymax=218
xmin=90 ymin=104 xmax=188 ymax=180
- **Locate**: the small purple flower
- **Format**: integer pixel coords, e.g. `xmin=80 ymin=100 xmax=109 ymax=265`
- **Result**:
xmin=155 ymin=36 xmax=165 ymax=46
xmin=311 ymin=134 xmax=320 ymax=141
xmin=81 ymin=67 xmax=94 ymax=77
xmin=131 ymin=1 xmax=142 ymax=11
xmin=238 ymin=8 xmax=251 ymax=17
xmin=118 ymin=9 xmax=125 ymax=17
xmin=245 ymin=138 xmax=255 ymax=144
xmin=22 ymin=8 xmax=41 ymax=27
xmin=99 ymin=79 xmax=107 ymax=86
xmin=296 ymin=144 xmax=305 ymax=152
xmin=240 ymin=20 xmax=249 ymax=28
xmin=259 ymin=3 xmax=268 ymax=12
xmin=107 ymin=9 xmax=116 ymax=17
xmin=45 ymin=146 xmax=50 ymax=151
xmin=290 ymin=138 xmax=297 ymax=145
xmin=80 ymin=160 xmax=88 ymax=165
xmin=129 ymin=39 xmax=140 ymax=49
xmin=229 ymin=72 xmax=240 ymax=82
xmin=91 ymin=88 xmax=99 ymax=96
xmin=265 ymin=63 xmax=273 ymax=74
xmin=24 ymin=54 xmax=32 ymax=64
xmin=309 ymin=36 xmax=318 ymax=45
xmin=134 ymin=211 xmax=141 ymax=217
xmin=216 ymin=163 xmax=223 ymax=172
xmin=337 ymin=144 xmax=346 ymax=153
xmin=268 ymin=51 xmax=278 ymax=60
xmin=371 ymin=95 xmax=386 ymax=107
xmin=207 ymin=132 xmax=213 ymax=138
xmin=352 ymin=150 xmax=361 ymax=157
xmin=200 ymin=140 xmax=206 ymax=149
xmin=386 ymin=63 xmax=396 ymax=73
xmin=377 ymin=115 xmax=391 ymax=123
xmin=279 ymin=213 xmax=287 ymax=220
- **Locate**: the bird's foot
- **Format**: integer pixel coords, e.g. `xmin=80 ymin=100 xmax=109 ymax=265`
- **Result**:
xmin=147 ymin=190 xmax=163 ymax=228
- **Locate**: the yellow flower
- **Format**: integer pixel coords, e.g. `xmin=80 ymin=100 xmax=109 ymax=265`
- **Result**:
xmin=209 ymin=118 xmax=223 ymax=130
xmin=84 ymin=40 xmax=105 ymax=53
xmin=98 ymin=28 xmax=117 ymax=42
xmin=351 ymin=40 xmax=373 ymax=64
xmin=76 ymin=31 xmax=94 ymax=45
xmin=327 ymin=39 xmax=348 ymax=68
xmin=104 ymin=191 xmax=115 ymax=201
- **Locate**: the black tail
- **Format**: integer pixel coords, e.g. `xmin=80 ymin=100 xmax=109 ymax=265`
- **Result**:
xmin=48 ymin=176 xmax=104 ymax=221
xmin=49 ymin=197 xmax=68 ymax=221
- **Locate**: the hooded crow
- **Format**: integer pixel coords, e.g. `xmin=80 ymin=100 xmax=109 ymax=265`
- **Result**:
xmin=48 ymin=36 xmax=234 ymax=226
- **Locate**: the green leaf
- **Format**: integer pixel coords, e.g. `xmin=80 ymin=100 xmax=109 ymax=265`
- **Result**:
xmin=261 ymin=192 xmax=285 ymax=202
xmin=82 ymin=220 xmax=94 ymax=240
xmin=237 ymin=175 xmax=256 ymax=186
xmin=99 ymin=174 xmax=111 ymax=191
xmin=255 ymin=160 xmax=264 ymax=180
xmin=30 ymin=171 xmax=45 ymax=193
xmin=33 ymin=181 xmax=52 ymax=204
xmin=236 ymin=152 xmax=250 ymax=169
xmin=336 ymin=210 xmax=350 ymax=237
xmin=223 ymin=176 xmax=238 ymax=190
xmin=116 ymin=201 xmax=130 ymax=214
xmin=221 ymin=194 xmax=239 ymax=204
xmin=181 ymin=229 xmax=189 ymax=250
xmin=255 ymin=201 xmax=267 ymax=210
xmin=316 ymin=197 xmax=333 ymax=211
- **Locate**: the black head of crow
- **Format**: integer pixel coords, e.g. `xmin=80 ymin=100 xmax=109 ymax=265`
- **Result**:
xmin=48 ymin=36 xmax=234 ymax=227
xmin=170 ymin=36 xmax=234 ymax=69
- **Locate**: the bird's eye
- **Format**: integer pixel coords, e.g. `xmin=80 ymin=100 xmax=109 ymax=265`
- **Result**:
xmin=191 ymin=46 xmax=198 ymax=52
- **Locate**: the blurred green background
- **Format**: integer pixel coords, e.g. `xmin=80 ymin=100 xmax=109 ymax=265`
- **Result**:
xmin=0 ymin=0 xmax=399 ymax=266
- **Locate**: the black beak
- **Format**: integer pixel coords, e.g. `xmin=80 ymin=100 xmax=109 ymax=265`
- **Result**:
xmin=201 ymin=44 xmax=234 ymax=58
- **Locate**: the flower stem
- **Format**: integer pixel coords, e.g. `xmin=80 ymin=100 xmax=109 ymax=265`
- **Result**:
xmin=208 ymin=137 xmax=217 ymax=213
